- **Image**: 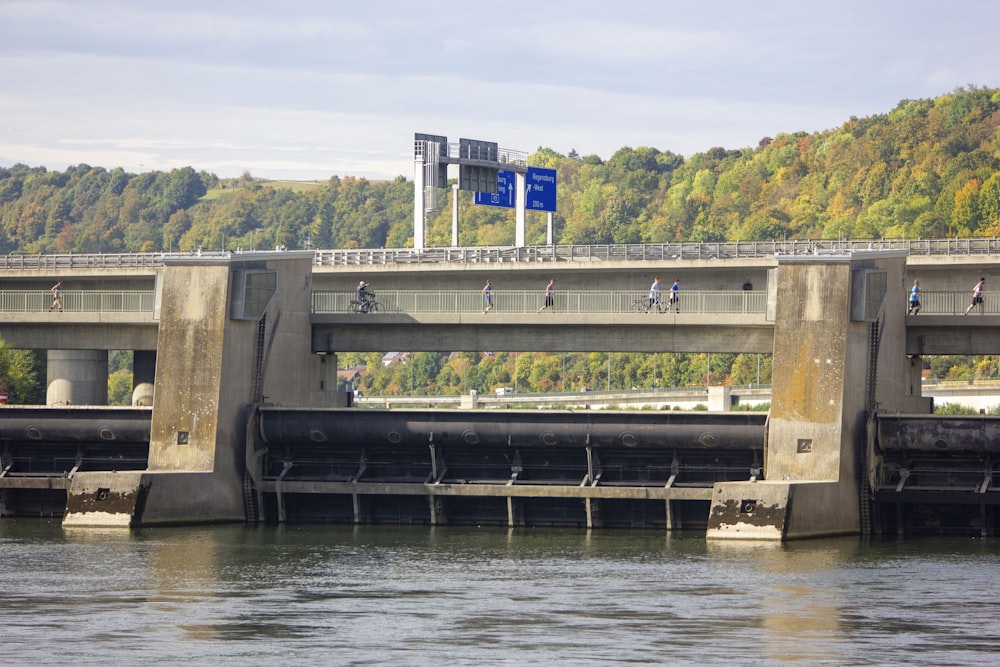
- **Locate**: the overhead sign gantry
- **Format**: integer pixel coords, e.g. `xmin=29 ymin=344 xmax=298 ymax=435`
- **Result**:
xmin=413 ymin=133 xmax=528 ymax=249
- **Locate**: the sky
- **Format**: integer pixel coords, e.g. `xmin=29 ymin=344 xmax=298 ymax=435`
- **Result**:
xmin=1 ymin=0 xmax=998 ymax=182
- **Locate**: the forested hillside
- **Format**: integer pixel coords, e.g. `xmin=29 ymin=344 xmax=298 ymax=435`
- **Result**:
xmin=1 ymin=86 xmax=999 ymax=254
xmin=2 ymin=86 xmax=1000 ymax=406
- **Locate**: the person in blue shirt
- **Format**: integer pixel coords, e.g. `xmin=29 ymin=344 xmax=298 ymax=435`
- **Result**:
xmin=669 ymin=279 xmax=680 ymax=313
xmin=907 ymin=279 xmax=921 ymax=315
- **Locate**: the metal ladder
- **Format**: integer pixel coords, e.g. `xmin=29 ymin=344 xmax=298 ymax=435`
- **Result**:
xmin=859 ymin=318 xmax=882 ymax=536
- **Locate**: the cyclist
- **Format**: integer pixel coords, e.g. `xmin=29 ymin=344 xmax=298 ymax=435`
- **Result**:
xmin=357 ymin=280 xmax=371 ymax=313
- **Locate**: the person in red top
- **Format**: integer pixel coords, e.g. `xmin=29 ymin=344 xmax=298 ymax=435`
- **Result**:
xmin=964 ymin=277 xmax=985 ymax=315
xmin=537 ymin=279 xmax=556 ymax=313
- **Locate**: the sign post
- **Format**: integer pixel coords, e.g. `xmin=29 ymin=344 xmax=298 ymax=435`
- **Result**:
xmin=474 ymin=166 xmax=557 ymax=247
xmin=473 ymin=170 xmax=516 ymax=208
xmin=526 ymin=167 xmax=557 ymax=212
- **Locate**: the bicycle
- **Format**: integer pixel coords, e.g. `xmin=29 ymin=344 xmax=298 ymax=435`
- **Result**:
xmin=350 ymin=290 xmax=379 ymax=314
xmin=631 ymin=296 xmax=663 ymax=313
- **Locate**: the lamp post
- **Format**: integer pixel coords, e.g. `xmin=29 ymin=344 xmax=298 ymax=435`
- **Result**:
xmin=514 ymin=352 xmax=519 ymax=394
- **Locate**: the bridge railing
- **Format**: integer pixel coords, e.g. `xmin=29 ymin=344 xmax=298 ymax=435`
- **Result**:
xmin=0 ymin=287 xmax=993 ymax=316
xmin=0 ymin=252 xmax=230 ymax=271
xmin=917 ymin=291 xmax=999 ymax=315
xmin=312 ymin=290 xmax=768 ymax=314
xmin=311 ymin=238 xmax=1000 ymax=265
xmin=0 ymin=290 xmax=156 ymax=312
xmin=5 ymin=238 xmax=1000 ymax=270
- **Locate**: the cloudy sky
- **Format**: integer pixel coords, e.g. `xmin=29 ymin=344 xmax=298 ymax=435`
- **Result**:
xmin=1 ymin=0 xmax=997 ymax=181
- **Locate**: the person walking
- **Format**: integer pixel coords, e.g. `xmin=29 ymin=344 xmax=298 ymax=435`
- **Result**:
xmin=482 ymin=279 xmax=494 ymax=313
xmin=669 ymin=279 xmax=680 ymax=313
xmin=49 ymin=280 xmax=63 ymax=312
xmin=538 ymin=278 xmax=556 ymax=313
xmin=647 ymin=277 xmax=662 ymax=313
xmin=964 ymin=277 xmax=986 ymax=315
xmin=907 ymin=279 xmax=921 ymax=315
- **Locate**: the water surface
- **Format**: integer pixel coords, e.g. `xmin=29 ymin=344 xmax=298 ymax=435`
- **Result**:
xmin=1 ymin=520 xmax=997 ymax=665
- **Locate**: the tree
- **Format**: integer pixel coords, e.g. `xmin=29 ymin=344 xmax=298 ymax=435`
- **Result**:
xmin=108 ymin=369 xmax=133 ymax=405
xmin=0 ymin=338 xmax=42 ymax=404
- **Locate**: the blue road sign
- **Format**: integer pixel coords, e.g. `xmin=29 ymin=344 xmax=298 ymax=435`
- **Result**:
xmin=526 ymin=167 xmax=557 ymax=212
xmin=473 ymin=170 xmax=515 ymax=208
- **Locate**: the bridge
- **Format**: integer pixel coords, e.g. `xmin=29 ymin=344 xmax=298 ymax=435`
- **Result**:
xmin=0 ymin=287 xmax=998 ymax=357
xmin=3 ymin=241 xmax=1000 ymax=538
xmin=3 ymin=238 xmax=1000 ymax=356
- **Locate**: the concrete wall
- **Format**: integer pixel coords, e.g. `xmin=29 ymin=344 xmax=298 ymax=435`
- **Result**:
xmin=64 ymin=251 xmax=328 ymax=527
xmin=311 ymin=313 xmax=774 ymax=354
xmin=708 ymin=251 xmax=913 ymax=540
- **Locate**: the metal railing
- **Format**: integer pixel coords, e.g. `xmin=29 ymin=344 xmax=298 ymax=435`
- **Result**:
xmin=312 ymin=238 xmax=1000 ymax=266
xmin=0 ymin=287 xmax=991 ymax=317
xmin=312 ymin=290 xmax=767 ymax=315
xmin=5 ymin=238 xmax=1000 ymax=271
xmin=914 ymin=291 xmax=1000 ymax=315
xmin=0 ymin=290 xmax=155 ymax=312
xmin=0 ymin=251 xmax=226 ymax=271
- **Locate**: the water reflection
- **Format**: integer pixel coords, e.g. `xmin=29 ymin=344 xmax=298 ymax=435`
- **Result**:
xmin=1 ymin=522 xmax=998 ymax=665
xmin=738 ymin=540 xmax=854 ymax=665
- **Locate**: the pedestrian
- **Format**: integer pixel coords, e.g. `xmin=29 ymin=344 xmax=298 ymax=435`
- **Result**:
xmin=964 ymin=277 xmax=986 ymax=315
xmin=669 ymin=279 xmax=680 ymax=313
xmin=538 ymin=278 xmax=556 ymax=313
xmin=907 ymin=279 xmax=921 ymax=315
xmin=647 ymin=277 xmax=662 ymax=313
xmin=482 ymin=279 xmax=494 ymax=313
xmin=49 ymin=280 xmax=63 ymax=312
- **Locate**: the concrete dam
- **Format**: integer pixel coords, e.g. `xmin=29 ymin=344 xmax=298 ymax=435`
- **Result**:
xmin=4 ymin=244 xmax=1000 ymax=538
xmin=3 ymin=404 xmax=999 ymax=537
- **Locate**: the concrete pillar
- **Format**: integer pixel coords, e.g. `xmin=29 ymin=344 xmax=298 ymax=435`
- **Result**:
xmin=64 ymin=251 xmax=320 ymax=528
xmin=451 ymin=183 xmax=459 ymax=247
xmin=515 ymin=172 xmax=527 ymax=246
xmin=413 ymin=146 xmax=425 ymax=250
xmin=904 ymin=354 xmax=933 ymax=412
xmin=132 ymin=350 xmax=156 ymax=406
xmin=708 ymin=251 xmax=911 ymax=540
xmin=707 ymin=386 xmax=731 ymax=412
xmin=460 ymin=390 xmax=479 ymax=409
xmin=311 ymin=352 xmax=348 ymax=406
xmin=46 ymin=349 xmax=108 ymax=406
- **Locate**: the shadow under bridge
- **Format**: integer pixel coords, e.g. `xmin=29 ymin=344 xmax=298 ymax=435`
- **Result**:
xmin=252 ymin=408 xmax=767 ymax=529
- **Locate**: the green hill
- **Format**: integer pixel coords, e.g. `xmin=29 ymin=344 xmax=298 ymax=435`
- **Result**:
xmin=0 ymin=85 xmax=998 ymax=254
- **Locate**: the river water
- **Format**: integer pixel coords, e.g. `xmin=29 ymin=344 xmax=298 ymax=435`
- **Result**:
xmin=1 ymin=520 xmax=997 ymax=666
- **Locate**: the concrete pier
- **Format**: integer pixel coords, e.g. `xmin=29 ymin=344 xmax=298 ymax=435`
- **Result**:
xmin=64 ymin=251 xmax=327 ymax=527
xmin=131 ymin=350 xmax=156 ymax=406
xmin=707 ymin=251 xmax=922 ymax=539
xmin=46 ymin=349 xmax=108 ymax=406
